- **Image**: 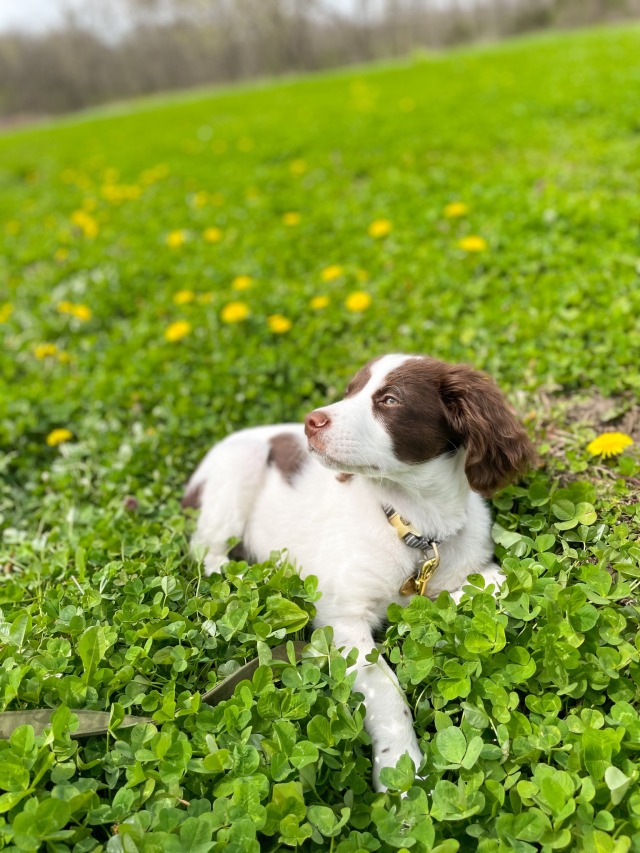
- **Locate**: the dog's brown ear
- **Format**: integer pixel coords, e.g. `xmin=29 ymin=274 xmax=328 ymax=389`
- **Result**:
xmin=439 ymin=364 xmax=536 ymax=497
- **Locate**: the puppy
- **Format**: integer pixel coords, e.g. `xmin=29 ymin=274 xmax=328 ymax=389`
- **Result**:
xmin=183 ymin=354 xmax=535 ymax=789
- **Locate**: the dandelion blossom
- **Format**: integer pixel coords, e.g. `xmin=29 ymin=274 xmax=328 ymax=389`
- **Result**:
xmin=232 ymin=276 xmax=253 ymax=291
xmin=221 ymin=302 xmax=250 ymax=324
xmin=444 ymin=201 xmax=469 ymax=218
xmin=57 ymin=301 xmax=92 ymax=321
xmin=368 ymin=219 xmax=392 ymax=239
xmin=345 ymin=291 xmax=372 ymax=312
xmin=310 ymin=295 xmax=330 ymax=310
xmin=203 ymin=227 xmax=222 ymax=243
xmin=0 ymin=303 xmax=13 ymax=323
xmin=321 ymin=265 xmax=343 ymax=282
xmin=458 ymin=235 xmax=487 ymax=253
xmin=34 ymin=343 xmax=59 ymax=359
xmin=173 ymin=290 xmax=195 ymax=305
xmin=70 ymin=210 xmax=98 ymax=238
xmin=283 ymin=212 xmax=301 ymax=226
xmin=290 ymin=159 xmax=307 ymax=176
xmin=587 ymin=432 xmax=633 ymax=459
xmin=165 ymin=321 xmax=192 ymax=342
xmin=267 ymin=314 xmax=292 ymax=334
xmin=166 ymin=230 xmax=186 ymax=248
xmin=46 ymin=428 xmax=73 ymax=447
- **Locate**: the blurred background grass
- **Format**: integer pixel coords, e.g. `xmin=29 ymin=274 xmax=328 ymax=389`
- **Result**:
xmin=1 ymin=24 xmax=639 ymax=530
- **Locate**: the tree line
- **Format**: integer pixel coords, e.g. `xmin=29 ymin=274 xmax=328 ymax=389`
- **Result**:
xmin=0 ymin=0 xmax=637 ymax=119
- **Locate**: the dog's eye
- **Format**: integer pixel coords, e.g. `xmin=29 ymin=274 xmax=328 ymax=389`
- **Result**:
xmin=381 ymin=395 xmax=400 ymax=405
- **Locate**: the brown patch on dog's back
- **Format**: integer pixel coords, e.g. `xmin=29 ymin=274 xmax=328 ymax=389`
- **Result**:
xmin=268 ymin=433 xmax=307 ymax=484
xmin=181 ymin=481 xmax=204 ymax=510
xmin=336 ymin=472 xmax=354 ymax=483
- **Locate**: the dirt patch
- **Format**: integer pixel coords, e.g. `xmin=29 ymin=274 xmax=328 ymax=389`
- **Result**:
xmin=529 ymin=389 xmax=639 ymax=443
xmin=564 ymin=394 xmax=640 ymax=442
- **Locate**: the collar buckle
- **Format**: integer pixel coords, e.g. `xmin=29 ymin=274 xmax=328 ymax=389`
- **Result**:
xmin=398 ymin=541 xmax=441 ymax=597
xmin=383 ymin=504 xmax=442 ymax=597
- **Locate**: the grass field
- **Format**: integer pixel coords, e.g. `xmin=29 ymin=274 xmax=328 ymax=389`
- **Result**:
xmin=1 ymin=23 xmax=640 ymax=853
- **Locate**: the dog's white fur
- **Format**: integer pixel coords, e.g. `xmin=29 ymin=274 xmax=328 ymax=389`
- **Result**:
xmin=185 ymin=354 xmax=517 ymax=788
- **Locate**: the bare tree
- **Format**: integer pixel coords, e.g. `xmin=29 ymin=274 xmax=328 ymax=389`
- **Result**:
xmin=1 ymin=0 xmax=639 ymax=119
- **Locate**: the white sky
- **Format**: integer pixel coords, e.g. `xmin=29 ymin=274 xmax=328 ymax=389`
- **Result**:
xmin=0 ymin=0 xmax=379 ymax=33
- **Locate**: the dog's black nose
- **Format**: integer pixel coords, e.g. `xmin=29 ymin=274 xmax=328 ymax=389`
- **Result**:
xmin=304 ymin=410 xmax=331 ymax=437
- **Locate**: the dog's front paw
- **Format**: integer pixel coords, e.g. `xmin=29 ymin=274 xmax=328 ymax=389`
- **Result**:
xmin=202 ymin=553 xmax=230 ymax=576
xmin=372 ymin=734 xmax=423 ymax=792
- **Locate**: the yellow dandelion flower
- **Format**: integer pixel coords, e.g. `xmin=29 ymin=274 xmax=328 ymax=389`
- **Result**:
xmin=345 ymin=291 xmax=372 ymax=312
xmin=290 ymin=159 xmax=307 ymax=176
xmin=173 ymin=290 xmax=195 ymax=305
xmin=283 ymin=212 xmax=301 ymax=226
xmin=166 ymin=230 xmax=186 ymax=248
xmin=46 ymin=428 xmax=73 ymax=447
xmin=193 ymin=191 xmax=209 ymax=207
xmin=165 ymin=320 xmax=192 ymax=342
xmin=72 ymin=304 xmax=92 ymax=322
xmin=5 ymin=221 xmax=20 ymax=235
xmin=58 ymin=301 xmax=91 ymax=321
xmin=267 ymin=314 xmax=292 ymax=334
xmin=368 ymin=219 xmax=392 ymax=239
xmin=321 ymin=265 xmax=343 ymax=282
xmin=70 ymin=210 xmax=98 ymax=238
xmin=444 ymin=201 xmax=469 ymax=218
xmin=101 ymin=185 xmax=120 ymax=202
xmin=587 ymin=432 xmax=633 ymax=459
xmin=203 ymin=227 xmax=223 ymax=243
xmin=221 ymin=302 xmax=250 ymax=324
xmin=458 ymin=235 xmax=487 ymax=253
xmin=57 ymin=352 xmax=72 ymax=364
xmin=232 ymin=275 xmax=253 ymax=292
xmin=34 ymin=343 xmax=58 ymax=359
xmin=54 ymin=248 xmax=69 ymax=262
xmin=0 ymin=303 xmax=13 ymax=323
xmin=356 ymin=269 xmax=370 ymax=282
xmin=310 ymin=295 xmax=330 ymax=310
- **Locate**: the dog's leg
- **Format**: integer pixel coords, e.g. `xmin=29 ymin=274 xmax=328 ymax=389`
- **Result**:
xmin=451 ymin=563 xmax=505 ymax=604
xmin=188 ymin=438 xmax=270 ymax=575
xmin=328 ymin=617 xmax=422 ymax=791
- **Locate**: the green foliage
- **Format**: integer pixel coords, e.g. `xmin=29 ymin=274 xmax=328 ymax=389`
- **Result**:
xmin=1 ymin=23 xmax=640 ymax=853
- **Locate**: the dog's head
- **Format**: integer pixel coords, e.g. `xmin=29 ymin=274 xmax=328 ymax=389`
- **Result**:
xmin=304 ymin=354 xmax=535 ymax=496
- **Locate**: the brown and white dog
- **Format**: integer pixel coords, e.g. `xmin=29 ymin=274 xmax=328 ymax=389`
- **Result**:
xmin=183 ymin=354 xmax=535 ymax=789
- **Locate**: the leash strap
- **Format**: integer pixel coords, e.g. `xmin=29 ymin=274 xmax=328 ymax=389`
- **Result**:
xmin=0 ymin=641 xmax=306 ymax=740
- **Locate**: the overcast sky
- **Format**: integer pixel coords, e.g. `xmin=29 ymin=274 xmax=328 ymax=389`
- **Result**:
xmin=0 ymin=0 xmax=66 ymax=31
xmin=0 ymin=0 xmax=379 ymax=32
